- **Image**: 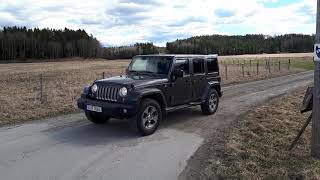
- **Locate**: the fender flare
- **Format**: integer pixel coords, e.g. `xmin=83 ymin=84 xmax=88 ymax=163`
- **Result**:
xmin=135 ymin=88 xmax=168 ymax=108
xmin=201 ymin=81 xmax=222 ymax=102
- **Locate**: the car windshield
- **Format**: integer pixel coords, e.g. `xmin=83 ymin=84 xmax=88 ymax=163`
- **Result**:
xmin=128 ymin=56 xmax=173 ymax=75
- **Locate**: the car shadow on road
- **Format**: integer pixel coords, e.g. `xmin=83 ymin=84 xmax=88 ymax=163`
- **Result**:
xmin=48 ymin=120 xmax=140 ymax=147
xmin=48 ymin=107 xmax=204 ymax=147
xmin=161 ymin=107 xmax=204 ymax=128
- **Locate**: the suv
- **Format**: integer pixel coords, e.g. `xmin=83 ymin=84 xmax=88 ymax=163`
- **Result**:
xmin=77 ymin=55 xmax=222 ymax=135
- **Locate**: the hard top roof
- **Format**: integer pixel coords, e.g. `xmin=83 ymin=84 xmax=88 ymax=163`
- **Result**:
xmin=134 ymin=54 xmax=218 ymax=58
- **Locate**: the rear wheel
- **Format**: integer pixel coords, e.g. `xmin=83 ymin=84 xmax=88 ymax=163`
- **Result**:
xmin=201 ymin=89 xmax=219 ymax=115
xmin=85 ymin=111 xmax=110 ymax=124
xmin=132 ymin=99 xmax=162 ymax=136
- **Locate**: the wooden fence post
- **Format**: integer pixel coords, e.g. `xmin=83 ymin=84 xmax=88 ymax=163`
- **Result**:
xmin=40 ymin=74 xmax=43 ymax=104
xmin=241 ymin=63 xmax=245 ymax=77
xmin=268 ymin=61 xmax=271 ymax=73
xmin=288 ymin=59 xmax=291 ymax=71
xmin=102 ymin=72 xmax=105 ymax=79
xmin=250 ymin=60 xmax=252 ymax=67
xmin=257 ymin=62 xmax=259 ymax=75
xmin=279 ymin=61 xmax=281 ymax=72
xmin=265 ymin=60 xmax=268 ymax=69
xmin=225 ymin=64 xmax=228 ymax=80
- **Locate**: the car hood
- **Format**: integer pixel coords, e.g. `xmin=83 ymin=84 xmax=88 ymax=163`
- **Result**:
xmin=95 ymin=74 xmax=168 ymax=88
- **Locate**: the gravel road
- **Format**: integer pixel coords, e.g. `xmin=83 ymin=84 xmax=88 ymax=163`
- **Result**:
xmin=0 ymin=71 xmax=313 ymax=180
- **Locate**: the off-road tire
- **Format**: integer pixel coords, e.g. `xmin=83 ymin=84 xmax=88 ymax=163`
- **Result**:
xmin=132 ymin=98 xmax=162 ymax=136
xmin=201 ymin=88 xmax=219 ymax=115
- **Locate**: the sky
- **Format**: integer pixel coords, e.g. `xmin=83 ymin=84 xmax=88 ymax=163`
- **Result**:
xmin=0 ymin=0 xmax=316 ymax=47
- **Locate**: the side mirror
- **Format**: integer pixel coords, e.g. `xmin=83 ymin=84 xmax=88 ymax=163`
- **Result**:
xmin=173 ymin=69 xmax=183 ymax=78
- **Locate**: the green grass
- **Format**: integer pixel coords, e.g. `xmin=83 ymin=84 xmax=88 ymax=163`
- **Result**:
xmin=291 ymin=59 xmax=315 ymax=70
xmin=220 ymin=58 xmax=314 ymax=71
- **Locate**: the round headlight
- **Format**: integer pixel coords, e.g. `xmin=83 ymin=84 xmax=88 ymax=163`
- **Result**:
xmin=91 ymin=84 xmax=98 ymax=93
xmin=119 ymin=87 xmax=128 ymax=97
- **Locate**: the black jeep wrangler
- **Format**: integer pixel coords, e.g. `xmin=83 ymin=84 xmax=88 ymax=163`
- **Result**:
xmin=77 ymin=55 xmax=222 ymax=135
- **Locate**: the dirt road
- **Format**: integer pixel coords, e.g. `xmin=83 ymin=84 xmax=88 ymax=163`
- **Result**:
xmin=0 ymin=71 xmax=313 ymax=180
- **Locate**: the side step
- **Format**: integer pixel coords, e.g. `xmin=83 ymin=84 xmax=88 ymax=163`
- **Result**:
xmin=189 ymin=102 xmax=202 ymax=106
xmin=165 ymin=102 xmax=202 ymax=113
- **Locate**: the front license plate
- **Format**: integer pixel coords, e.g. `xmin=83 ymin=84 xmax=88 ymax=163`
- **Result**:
xmin=86 ymin=105 xmax=102 ymax=112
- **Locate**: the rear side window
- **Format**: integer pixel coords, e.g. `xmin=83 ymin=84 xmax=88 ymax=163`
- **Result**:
xmin=193 ymin=59 xmax=205 ymax=74
xmin=174 ymin=59 xmax=189 ymax=75
xmin=207 ymin=58 xmax=219 ymax=73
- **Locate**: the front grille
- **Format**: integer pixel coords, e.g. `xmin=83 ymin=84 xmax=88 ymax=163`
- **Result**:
xmin=95 ymin=85 xmax=119 ymax=102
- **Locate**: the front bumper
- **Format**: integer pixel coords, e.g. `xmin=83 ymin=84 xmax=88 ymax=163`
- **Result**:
xmin=77 ymin=97 xmax=137 ymax=119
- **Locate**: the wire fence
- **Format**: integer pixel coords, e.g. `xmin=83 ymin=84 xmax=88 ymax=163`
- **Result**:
xmin=0 ymin=58 xmax=310 ymax=124
xmin=17 ymin=59 xmax=304 ymax=104
xmin=218 ymin=59 xmax=303 ymax=83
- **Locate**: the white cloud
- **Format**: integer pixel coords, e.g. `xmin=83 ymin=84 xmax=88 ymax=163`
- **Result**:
xmin=0 ymin=0 xmax=316 ymax=46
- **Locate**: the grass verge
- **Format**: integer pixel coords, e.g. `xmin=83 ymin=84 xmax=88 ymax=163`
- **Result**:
xmin=204 ymin=87 xmax=320 ymax=180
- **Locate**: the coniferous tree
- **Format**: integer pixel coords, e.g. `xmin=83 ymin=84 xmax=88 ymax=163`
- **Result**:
xmin=0 ymin=26 xmax=102 ymax=61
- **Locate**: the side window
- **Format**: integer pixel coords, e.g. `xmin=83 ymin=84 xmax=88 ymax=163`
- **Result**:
xmin=193 ymin=59 xmax=205 ymax=74
xmin=175 ymin=59 xmax=189 ymax=75
xmin=207 ymin=58 xmax=219 ymax=73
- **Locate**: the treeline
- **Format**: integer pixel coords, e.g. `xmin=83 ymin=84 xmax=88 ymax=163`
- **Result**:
xmin=0 ymin=26 xmax=315 ymax=61
xmin=103 ymin=43 xmax=165 ymax=59
xmin=166 ymin=34 xmax=315 ymax=55
xmin=0 ymin=26 xmax=163 ymax=61
xmin=0 ymin=26 xmax=102 ymax=61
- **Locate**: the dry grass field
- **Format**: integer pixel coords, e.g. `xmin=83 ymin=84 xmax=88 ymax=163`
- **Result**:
xmin=219 ymin=52 xmax=313 ymax=59
xmin=204 ymin=87 xmax=319 ymax=180
xmin=0 ymin=54 xmax=313 ymax=125
xmin=0 ymin=59 xmax=129 ymax=125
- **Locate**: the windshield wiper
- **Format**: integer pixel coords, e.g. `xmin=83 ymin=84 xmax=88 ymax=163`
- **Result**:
xmin=128 ymin=70 xmax=140 ymax=74
xmin=128 ymin=70 xmax=165 ymax=76
xmin=140 ymin=71 xmax=156 ymax=74
xmin=129 ymin=70 xmax=152 ymax=74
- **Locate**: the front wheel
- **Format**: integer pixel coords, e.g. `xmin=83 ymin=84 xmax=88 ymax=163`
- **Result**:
xmin=85 ymin=111 xmax=110 ymax=124
xmin=132 ymin=99 xmax=162 ymax=136
xmin=201 ymin=89 xmax=219 ymax=115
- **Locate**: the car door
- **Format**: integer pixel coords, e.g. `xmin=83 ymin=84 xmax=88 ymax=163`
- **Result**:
xmin=169 ymin=59 xmax=192 ymax=106
xmin=191 ymin=58 xmax=206 ymax=101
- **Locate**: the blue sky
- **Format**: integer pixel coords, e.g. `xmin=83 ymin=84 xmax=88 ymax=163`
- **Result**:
xmin=0 ymin=0 xmax=316 ymax=47
xmin=263 ymin=0 xmax=302 ymax=8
